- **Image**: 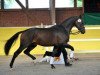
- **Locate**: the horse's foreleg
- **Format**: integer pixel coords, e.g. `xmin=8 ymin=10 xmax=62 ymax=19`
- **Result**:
xmin=10 ymin=45 xmax=26 ymax=69
xmin=61 ymin=48 xmax=72 ymax=66
xmin=24 ymin=43 xmax=37 ymax=60
xmin=50 ymin=57 xmax=56 ymax=69
xmin=61 ymin=48 xmax=68 ymax=64
xmin=63 ymin=44 xmax=74 ymax=58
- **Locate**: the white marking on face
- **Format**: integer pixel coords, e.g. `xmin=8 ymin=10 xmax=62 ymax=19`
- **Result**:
xmin=77 ymin=19 xmax=82 ymax=22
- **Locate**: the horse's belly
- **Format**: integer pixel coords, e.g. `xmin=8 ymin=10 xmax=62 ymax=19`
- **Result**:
xmin=33 ymin=38 xmax=66 ymax=46
xmin=32 ymin=31 xmax=68 ymax=46
xmin=34 ymin=39 xmax=55 ymax=46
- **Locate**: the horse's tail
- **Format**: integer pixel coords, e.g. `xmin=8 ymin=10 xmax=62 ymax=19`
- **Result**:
xmin=4 ymin=31 xmax=24 ymax=55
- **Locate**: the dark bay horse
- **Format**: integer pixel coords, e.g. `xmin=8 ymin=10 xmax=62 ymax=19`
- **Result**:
xmin=4 ymin=15 xmax=85 ymax=69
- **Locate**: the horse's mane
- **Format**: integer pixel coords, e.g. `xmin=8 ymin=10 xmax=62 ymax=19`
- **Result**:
xmin=47 ymin=16 xmax=79 ymax=30
xmin=60 ymin=16 xmax=78 ymax=25
xmin=50 ymin=16 xmax=78 ymax=29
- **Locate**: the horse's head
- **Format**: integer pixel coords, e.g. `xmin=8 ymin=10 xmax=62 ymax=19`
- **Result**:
xmin=74 ymin=15 xmax=85 ymax=34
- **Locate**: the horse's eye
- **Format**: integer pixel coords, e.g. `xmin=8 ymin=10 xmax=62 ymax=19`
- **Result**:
xmin=77 ymin=19 xmax=82 ymax=23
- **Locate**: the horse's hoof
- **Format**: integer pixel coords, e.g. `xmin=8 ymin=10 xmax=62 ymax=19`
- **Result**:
xmin=43 ymin=54 xmax=46 ymax=57
xmin=74 ymin=58 xmax=79 ymax=61
xmin=33 ymin=57 xmax=36 ymax=60
xmin=32 ymin=61 xmax=37 ymax=65
xmin=51 ymin=64 xmax=56 ymax=69
xmin=65 ymin=63 xmax=72 ymax=67
xmin=51 ymin=66 xmax=56 ymax=69
xmin=10 ymin=68 xmax=14 ymax=71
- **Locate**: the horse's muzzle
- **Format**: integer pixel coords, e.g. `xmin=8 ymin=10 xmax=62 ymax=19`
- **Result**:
xmin=80 ymin=27 xmax=85 ymax=34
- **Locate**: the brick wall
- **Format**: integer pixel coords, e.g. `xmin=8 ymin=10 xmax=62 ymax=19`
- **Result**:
xmin=0 ymin=8 xmax=82 ymax=27
xmin=56 ymin=8 xmax=83 ymax=24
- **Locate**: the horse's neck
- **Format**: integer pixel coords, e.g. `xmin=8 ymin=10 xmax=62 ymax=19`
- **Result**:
xmin=62 ymin=21 xmax=74 ymax=34
xmin=61 ymin=16 xmax=78 ymax=34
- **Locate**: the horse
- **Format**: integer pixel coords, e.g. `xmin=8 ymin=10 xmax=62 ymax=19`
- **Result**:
xmin=4 ymin=15 xmax=85 ymax=69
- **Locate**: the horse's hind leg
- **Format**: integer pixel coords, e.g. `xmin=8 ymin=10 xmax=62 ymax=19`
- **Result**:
xmin=24 ymin=43 xmax=37 ymax=60
xmin=10 ymin=45 xmax=26 ymax=68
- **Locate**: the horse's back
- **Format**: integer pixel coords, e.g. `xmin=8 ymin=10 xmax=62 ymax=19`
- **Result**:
xmin=33 ymin=27 xmax=68 ymax=46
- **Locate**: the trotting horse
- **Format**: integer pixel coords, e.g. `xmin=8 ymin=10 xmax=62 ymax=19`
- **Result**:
xmin=4 ymin=15 xmax=85 ymax=69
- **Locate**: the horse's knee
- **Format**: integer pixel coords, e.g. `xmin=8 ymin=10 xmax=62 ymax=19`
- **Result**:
xmin=71 ymin=47 xmax=74 ymax=51
xmin=69 ymin=46 xmax=74 ymax=51
xmin=14 ymin=50 xmax=22 ymax=56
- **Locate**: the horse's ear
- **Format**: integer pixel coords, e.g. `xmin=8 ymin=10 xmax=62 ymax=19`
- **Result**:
xmin=79 ymin=14 xmax=84 ymax=18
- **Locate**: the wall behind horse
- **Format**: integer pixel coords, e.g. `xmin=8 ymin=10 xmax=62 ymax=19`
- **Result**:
xmin=56 ymin=8 xmax=82 ymax=24
xmin=0 ymin=10 xmax=51 ymax=27
xmin=0 ymin=8 xmax=82 ymax=27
